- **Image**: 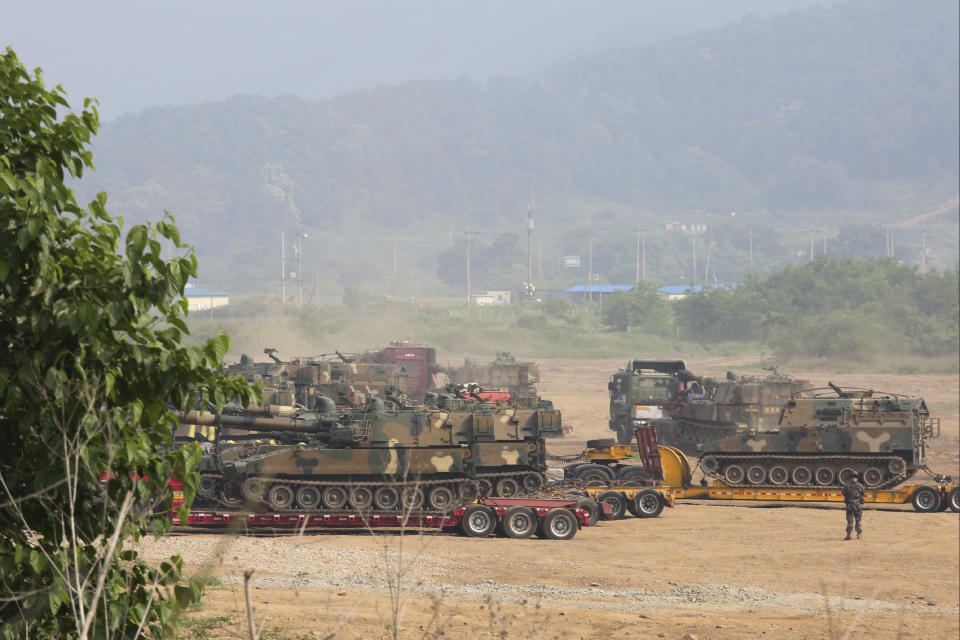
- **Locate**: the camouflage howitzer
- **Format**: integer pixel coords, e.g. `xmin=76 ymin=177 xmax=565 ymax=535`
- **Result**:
xmin=698 ymin=385 xmax=940 ymax=489
xmin=608 ymin=360 xmax=687 ymax=444
xmin=179 ymin=393 xmax=564 ymax=512
xmin=224 ymin=348 xmax=409 ymax=411
xmin=654 ymin=368 xmax=809 ymax=455
xmin=446 ymin=352 xmax=541 ymax=404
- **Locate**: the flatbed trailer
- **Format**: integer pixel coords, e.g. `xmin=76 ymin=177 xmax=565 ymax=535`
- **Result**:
xmin=579 ymin=425 xmax=960 ymax=515
xmin=169 ymin=484 xmax=592 ymax=540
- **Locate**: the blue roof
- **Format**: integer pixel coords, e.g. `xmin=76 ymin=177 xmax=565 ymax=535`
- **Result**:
xmin=565 ymin=284 xmax=634 ymax=294
xmin=184 ymin=287 xmax=229 ymax=297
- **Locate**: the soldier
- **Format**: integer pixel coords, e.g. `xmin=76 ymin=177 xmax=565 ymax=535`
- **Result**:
xmin=842 ymin=471 xmax=865 ymax=540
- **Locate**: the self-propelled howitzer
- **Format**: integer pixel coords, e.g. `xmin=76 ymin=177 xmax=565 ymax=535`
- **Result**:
xmin=179 ymin=394 xmax=561 ymax=512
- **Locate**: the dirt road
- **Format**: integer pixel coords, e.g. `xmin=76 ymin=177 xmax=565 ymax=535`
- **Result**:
xmin=151 ymin=358 xmax=958 ymax=639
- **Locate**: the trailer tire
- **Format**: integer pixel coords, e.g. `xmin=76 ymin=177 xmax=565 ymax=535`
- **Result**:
xmin=538 ymin=508 xmax=578 ymax=540
xmin=460 ymin=505 xmax=496 ymax=537
xmin=633 ymin=489 xmax=665 ymax=518
xmin=597 ymin=491 xmax=627 ymax=520
xmin=500 ymin=506 xmax=537 ymax=539
xmin=947 ymin=487 xmax=960 ymax=513
xmin=911 ymin=486 xmax=941 ymax=513
xmin=575 ymin=464 xmax=614 ymax=484
xmin=586 ymin=439 xmax=616 ymax=449
xmin=575 ymin=498 xmax=601 ymax=526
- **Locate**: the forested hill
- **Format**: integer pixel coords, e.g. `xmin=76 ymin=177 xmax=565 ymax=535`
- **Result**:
xmin=81 ymin=0 xmax=958 ymax=294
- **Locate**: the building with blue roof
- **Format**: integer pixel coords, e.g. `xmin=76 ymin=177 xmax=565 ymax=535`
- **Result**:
xmin=184 ymin=284 xmax=230 ymax=311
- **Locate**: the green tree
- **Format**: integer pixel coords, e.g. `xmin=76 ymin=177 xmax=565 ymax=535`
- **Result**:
xmin=601 ymin=283 xmax=672 ymax=332
xmin=0 ymin=49 xmax=253 ymax=638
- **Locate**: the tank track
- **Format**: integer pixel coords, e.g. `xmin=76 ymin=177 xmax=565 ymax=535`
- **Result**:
xmin=196 ymin=470 xmax=546 ymax=511
xmin=700 ymin=453 xmax=911 ymax=490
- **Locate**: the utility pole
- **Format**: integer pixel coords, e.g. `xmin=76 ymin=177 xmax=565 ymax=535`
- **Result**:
xmin=748 ymin=226 xmax=754 ymax=270
xmin=823 ymin=231 xmax=827 ymax=256
xmin=281 ymin=231 xmax=286 ymax=304
xmin=587 ymin=236 xmax=594 ymax=302
xmin=642 ymin=230 xmax=646 ymax=281
xmin=537 ymin=238 xmax=543 ymax=280
xmin=691 ymin=234 xmax=697 ymax=287
xmin=635 ymin=225 xmax=641 ymax=284
xmin=295 ymin=215 xmax=306 ymax=307
xmin=526 ymin=203 xmax=534 ymax=294
xmin=809 ymin=229 xmax=815 ymax=263
xmin=703 ymin=227 xmax=712 ymax=286
xmin=920 ymin=228 xmax=927 ymax=274
xmin=465 ymin=230 xmax=472 ymax=307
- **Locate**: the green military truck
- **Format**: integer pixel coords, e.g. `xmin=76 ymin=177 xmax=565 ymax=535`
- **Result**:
xmin=608 ymin=360 xmax=686 ymax=444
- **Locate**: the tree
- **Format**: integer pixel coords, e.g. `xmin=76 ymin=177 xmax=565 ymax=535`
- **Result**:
xmin=0 ymin=48 xmax=253 ymax=638
xmin=601 ymin=283 xmax=672 ymax=332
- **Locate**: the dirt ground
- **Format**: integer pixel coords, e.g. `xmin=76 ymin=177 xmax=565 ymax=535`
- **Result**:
xmin=159 ymin=358 xmax=959 ymax=640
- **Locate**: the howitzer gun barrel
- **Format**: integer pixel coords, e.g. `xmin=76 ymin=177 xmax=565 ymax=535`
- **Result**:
xmin=176 ymin=411 xmax=329 ymax=434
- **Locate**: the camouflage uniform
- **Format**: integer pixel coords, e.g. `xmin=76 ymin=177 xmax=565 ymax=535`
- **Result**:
xmin=841 ymin=478 xmax=865 ymax=539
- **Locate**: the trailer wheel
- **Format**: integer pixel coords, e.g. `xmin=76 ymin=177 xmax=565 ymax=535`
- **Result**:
xmin=460 ymin=505 xmax=496 ymax=537
xmin=911 ymin=486 xmax=941 ymax=513
xmin=586 ymin=438 xmax=616 ymax=449
xmin=562 ymin=463 xmax=588 ymax=479
xmin=576 ymin=464 xmax=614 ymax=485
xmin=633 ymin=489 xmax=665 ymax=518
xmin=538 ymin=508 xmax=578 ymax=540
xmin=947 ymin=487 xmax=960 ymax=513
xmin=597 ymin=491 xmax=627 ymax=519
xmin=575 ymin=498 xmax=601 ymax=526
xmin=500 ymin=506 xmax=537 ymax=539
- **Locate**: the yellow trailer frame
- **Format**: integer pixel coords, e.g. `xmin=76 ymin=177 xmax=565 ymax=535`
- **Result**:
xmin=583 ymin=439 xmax=959 ymax=513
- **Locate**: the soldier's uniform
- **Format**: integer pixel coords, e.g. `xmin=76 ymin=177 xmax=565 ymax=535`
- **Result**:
xmin=841 ymin=475 xmax=865 ymax=540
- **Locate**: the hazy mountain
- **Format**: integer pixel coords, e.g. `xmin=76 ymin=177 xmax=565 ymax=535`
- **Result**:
xmin=74 ymin=0 xmax=958 ymax=295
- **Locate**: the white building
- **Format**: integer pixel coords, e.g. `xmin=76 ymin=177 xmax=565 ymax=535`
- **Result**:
xmin=184 ymin=286 xmax=230 ymax=311
xmin=471 ymin=290 xmax=512 ymax=306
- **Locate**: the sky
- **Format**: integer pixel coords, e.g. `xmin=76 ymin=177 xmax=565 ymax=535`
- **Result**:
xmin=4 ymin=0 xmax=826 ymax=120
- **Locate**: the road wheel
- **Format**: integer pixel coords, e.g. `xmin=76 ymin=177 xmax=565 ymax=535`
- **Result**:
xmin=862 ymin=467 xmax=883 ymax=487
xmin=521 ymin=474 xmax=544 ymax=494
xmin=348 ymin=487 xmax=374 ymax=510
xmin=500 ymin=506 xmax=537 ymax=539
xmin=768 ymin=466 xmax=789 ymax=485
xmin=597 ymin=491 xmax=627 ymax=520
xmin=401 ymin=486 xmax=425 ymax=510
xmin=295 ymin=485 xmax=321 ymax=509
xmin=837 ymin=468 xmax=857 ymax=484
xmin=460 ymin=505 xmax=495 ymax=537
xmin=322 ymin=486 xmax=348 ymax=510
xmin=219 ymin=486 xmax=243 ymax=508
xmin=477 ymin=479 xmax=493 ymax=497
xmin=746 ymin=465 xmax=766 ymax=485
xmin=538 ymin=508 xmax=578 ymax=540
xmin=633 ymin=489 xmax=664 ymax=518
xmin=814 ymin=467 xmax=835 ymax=486
xmin=911 ymin=486 xmax=941 ymax=513
xmin=723 ymin=465 xmax=745 ymax=485
xmin=267 ymin=484 xmax=295 ymax=510
xmin=575 ymin=498 xmax=601 ymax=526
xmin=576 ymin=464 xmax=613 ymax=485
xmin=791 ymin=466 xmax=812 ymax=485
xmin=198 ymin=476 xmax=218 ymax=498
xmin=241 ymin=478 xmax=267 ymax=503
xmin=427 ymin=486 xmax=455 ymax=511
xmin=457 ymin=482 xmax=478 ymax=502
xmin=888 ymin=458 xmax=906 ymax=475
xmin=495 ymin=477 xmax=520 ymax=498
xmin=947 ymin=487 xmax=960 ymax=513
xmin=373 ymin=486 xmax=399 ymax=510
xmin=586 ymin=438 xmax=616 ymax=449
